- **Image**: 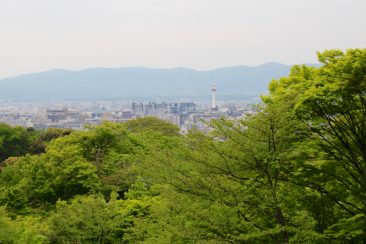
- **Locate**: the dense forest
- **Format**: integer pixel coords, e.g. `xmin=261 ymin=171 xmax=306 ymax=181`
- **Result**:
xmin=0 ymin=49 xmax=365 ymax=243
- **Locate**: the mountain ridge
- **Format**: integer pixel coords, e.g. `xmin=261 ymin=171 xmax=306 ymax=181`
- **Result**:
xmin=0 ymin=62 xmax=318 ymax=101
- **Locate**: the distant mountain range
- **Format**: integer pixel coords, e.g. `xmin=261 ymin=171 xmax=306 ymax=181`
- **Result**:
xmin=0 ymin=62 xmax=316 ymax=102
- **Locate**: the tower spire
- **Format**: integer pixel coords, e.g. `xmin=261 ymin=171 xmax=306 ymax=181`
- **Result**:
xmin=211 ymin=82 xmax=218 ymax=112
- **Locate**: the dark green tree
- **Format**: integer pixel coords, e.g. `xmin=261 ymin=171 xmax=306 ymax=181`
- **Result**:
xmin=0 ymin=124 xmax=32 ymax=162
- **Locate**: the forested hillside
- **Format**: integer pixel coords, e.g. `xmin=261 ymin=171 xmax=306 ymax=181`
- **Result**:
xmin=0 ymin=49 xmax=365 ymax=243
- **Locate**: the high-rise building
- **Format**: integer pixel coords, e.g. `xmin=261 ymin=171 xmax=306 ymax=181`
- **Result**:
xmin=47 ymin=108 xmax=67 ymax=122
xmin=131 ymin=102 xmax=144 ymax=114
xmin=179 ymin=102 xmax=196 ymax=114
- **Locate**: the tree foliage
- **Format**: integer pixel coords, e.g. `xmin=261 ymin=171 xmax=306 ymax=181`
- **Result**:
xmin=0 ymin=124 xmax=32 ymax=162
xmin=0 ymin=48 xmax=365 ymax=243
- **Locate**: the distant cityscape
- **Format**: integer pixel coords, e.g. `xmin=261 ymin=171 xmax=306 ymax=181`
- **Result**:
xmin=0 ymin=83 xmax=256 ymax=133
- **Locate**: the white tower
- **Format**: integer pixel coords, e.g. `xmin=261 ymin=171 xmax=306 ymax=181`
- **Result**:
xmin=211 ymin=82 xmax=218 ymax=112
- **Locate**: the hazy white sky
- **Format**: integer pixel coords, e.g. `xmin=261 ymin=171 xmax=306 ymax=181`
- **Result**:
xmin=0 ymin=0 xmax=365 ymax=78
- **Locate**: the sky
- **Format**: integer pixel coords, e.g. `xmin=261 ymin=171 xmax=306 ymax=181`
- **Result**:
xmin=0 ymin=0 xmax=365 ymax=78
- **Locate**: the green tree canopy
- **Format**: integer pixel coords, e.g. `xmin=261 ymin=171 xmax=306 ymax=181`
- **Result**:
xmin=0 ymin=124 xmax=32 ymax=162
xmin=124 ymin=116 xmax=180 ymax=136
